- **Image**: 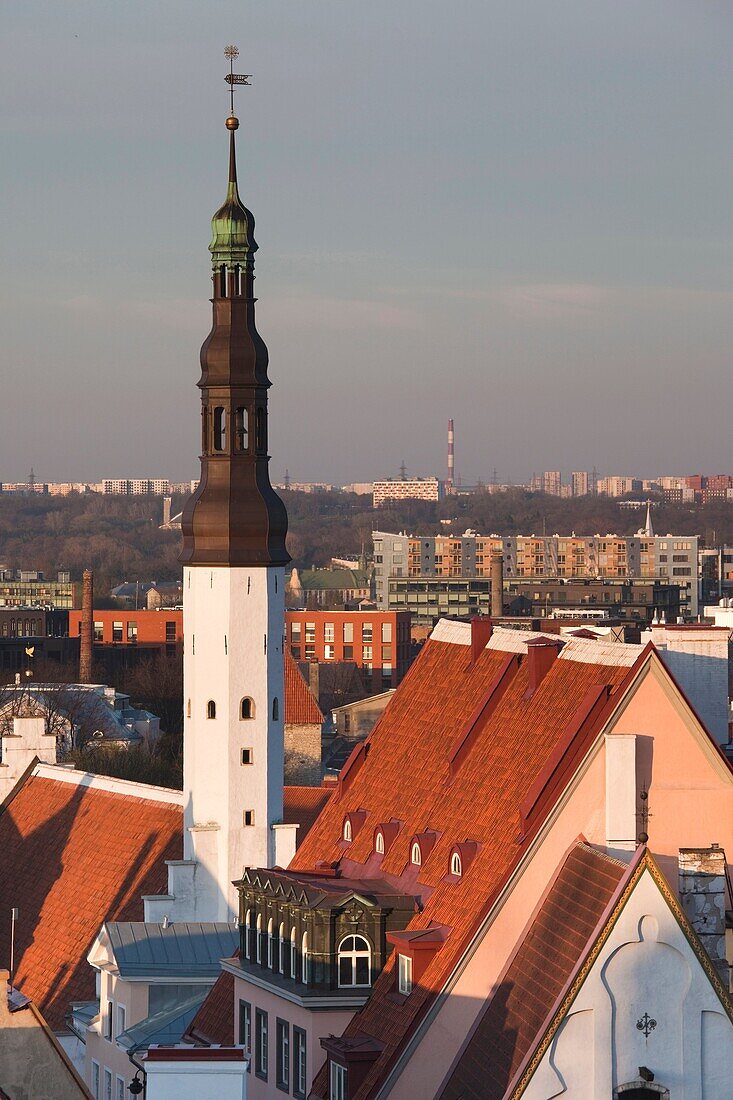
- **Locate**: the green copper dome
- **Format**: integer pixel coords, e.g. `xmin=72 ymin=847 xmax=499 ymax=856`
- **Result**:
xmin=209 ymin=119 xmax=257 ymax=268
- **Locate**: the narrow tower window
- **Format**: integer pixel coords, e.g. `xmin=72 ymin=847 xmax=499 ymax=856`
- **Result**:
xmin=241 ymin=697 xmax=254 ymax=720
xmin=272 ymin=697 xmax=279 ymax=721
xmin=234 ymin=264 xmax=241 ymax=295
xmin=234 ymin=407 xmax=249 ymax=451
xmin=206 ymin=700 xmax=216 ymax=719
xmin=255 ymin=407 xmax=266 ymax=452
xmin=213 ymin=407 xmax=227 ymax=452
xmin=201 ymin=408 xmax=209 ymax=454
xmin=219 ymin=264 xmax=227 ymax=298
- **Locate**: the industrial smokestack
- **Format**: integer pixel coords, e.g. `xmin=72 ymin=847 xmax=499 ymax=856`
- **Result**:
xmin=447 ymin=418 xmax=454 ymax=492
xmin=162 ymin=496 xmax=172 ymax=526
xmin=490 ymin=548 xmax=504 ymax=618
xmin=80 ymin=569 xmax=93 ymax=683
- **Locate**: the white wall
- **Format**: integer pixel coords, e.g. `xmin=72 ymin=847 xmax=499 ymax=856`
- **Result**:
xmin=144 ymin=1056 xmax=247 ymax=1100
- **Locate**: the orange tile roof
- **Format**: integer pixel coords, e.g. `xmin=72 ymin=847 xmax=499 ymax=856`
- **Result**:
xmin=186 ymin=966 xmax=235 ymax=1047
xmin=284 ymin=651 xmax=323 ymax=725
xmin=0 ymin=774 xmax=181 ymax=1031
xmin=295 ymin=636 xmax=634 ymax=1099
xmin=283 ymin=785 xmax=333 ymax=842
xmin=438 ymin=842 xmax=626 ymax=1100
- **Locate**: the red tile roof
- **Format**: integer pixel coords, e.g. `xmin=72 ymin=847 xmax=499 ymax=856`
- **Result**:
xmin=186 ymin=966 xmax=235 ymax=1047
xmin=284 ymin=651 xmax=323 ymax=725
xmin=438 ymin=842 xmax=626 ymax=1100
xmin=283 ymin=785 xmax=332 ymax=842
xmin=294 ymin=635 xmax=635 ymax=1099
xmin=0 ymin=773 xmax=181 ymax=1031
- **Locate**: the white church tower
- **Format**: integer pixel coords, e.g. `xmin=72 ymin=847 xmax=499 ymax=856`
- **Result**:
xmin=175 ymin=71 xmax=292 ymax=921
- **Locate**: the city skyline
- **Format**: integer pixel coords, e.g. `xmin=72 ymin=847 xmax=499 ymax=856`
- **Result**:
xmin=2 ymin=2 xmax=733 ymax=484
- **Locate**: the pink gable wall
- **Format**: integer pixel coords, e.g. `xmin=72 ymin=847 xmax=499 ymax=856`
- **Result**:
xmin=385 ymin=655 xmax=733 ymax=1100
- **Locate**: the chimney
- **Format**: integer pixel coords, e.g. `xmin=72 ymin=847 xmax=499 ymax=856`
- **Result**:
xmin=79 ymin=569 xmax=93 ymax=683
xmin=162 ymin=496 xmax=172 ymax=526
xmin=470 ymin=616 xmax=493 ymax=665
xmin=490 ymin=548 xmax=504 ymax=618
xmin=526 ymin=637 xmax=563 ymax=694
xmin=678 ymin=847 xmax=729 ymax=986
xmin=447 ymin=418 xmax=455 ymax=492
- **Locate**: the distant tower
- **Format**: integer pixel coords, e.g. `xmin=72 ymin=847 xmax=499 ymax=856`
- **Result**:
xmin=400 ymin=460 xmax=407 ymax=481
xmin=284 ymin=468 xmax=291 ymax=491
xmin=79 ymin=570 xmax=94 ymax=683
xmin=644 ymin=500 xmax=654 ymax=537
xmin=447 ymin=418 xmax=455 ymax=493
xmin=27 ymin=468 xmax=35 ymax=489
xmin=180 ymin=52 xmax=290 ymax=920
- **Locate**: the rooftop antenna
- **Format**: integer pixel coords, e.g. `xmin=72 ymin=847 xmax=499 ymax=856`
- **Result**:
xmin=284 ymin=468 xmax=291 ymax=491
xmin=27 ymin=468 xmax=35 ymax=489
xmin=224 ymin=45 xmax=251 ymax=115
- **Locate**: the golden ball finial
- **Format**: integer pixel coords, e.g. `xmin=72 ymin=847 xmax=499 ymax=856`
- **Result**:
xmin=226 ymin=115 xmax=239 ymax=130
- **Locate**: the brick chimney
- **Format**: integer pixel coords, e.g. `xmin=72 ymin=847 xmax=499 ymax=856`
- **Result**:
xmin=526 ymin=637 xmax=563 ymax=694
xmin=490 ymin=549 xmax=504 ymax=618
xmin=470 ymin=617 xmax=493 ymax=666
xmin=79 ymin=568 xmax=93 ymax=683
xmin=678 ymin=846 xmax=729 ymax=986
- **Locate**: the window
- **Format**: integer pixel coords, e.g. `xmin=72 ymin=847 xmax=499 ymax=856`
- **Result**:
xmin=381 ymin=622 xmax=392 ymax=643
xmin=206 ymin=700 xmax=216 ymax=719
xmin=301 ymin=932 xmax=310 ymax=984
xmin=291 ymin=622 xmax=301 ymax=641
xmin=324 ymin=644 xmax=335 ymax=660
xmin=105 ymin=999 xmax=113 ymax=1040
xmin=305 ymin=622 xmax=316 ymax=642
xmin=362 ymin=646 xmax=373 ymax=661
xmin=451 ymin=852 xmax=463 ymax=877
xmin=239 ymin=999 xmax=252 ymax=1057
xmin=241 ymin=697 xmax=254 ymax=719
xmin=294 ymin=1026 xmax=307 ymax=1099
xmin=343 ymin=818 xmax=352 ymax=842
xmin=244 ymin=910 xmax=252 ymax=959
xmin=94 ymin=621 xmax=104 ymax=642
xmin=165 ymin=620 xmax=177 ymax=642
xmin=91 ymin=1062 xmax=100 ymax=1100
xmin=234 ymin=406 xmax=249 ymax=451
xmin=375 ymin=831 xmax=385 ymax=855
xmin=411 ymin=842 xmax=422 ymax=866
xmin=330 ymin=1061 xmax=348 ymax=1100
xmin=256 ymin=914 xmax=263 ymax=963
xmin=241 ymin=748 xmax=253 ymax=766
xmin=291 ymin=927 xmax=297 ymax=980
xmin=116 ymin=1077 xmax=125 ymax=1100
xmin=343 ymin=622 xmax=353 ymax=643
xmin=343 ymin=644 xmax=353 ymax=660
xmin=244 ymin=809 xmax=255 ymax=826
xmin=104 ymin=1068 xmax=112 ymax=1100
xmin=255 ymin=407 xmax=266 ymax=452
xmin=115 ymin=1003 xmax=126 ymax=1039
xmin=126 ymin=621 xmax=137 ymax=642
xmin=398 ymin=953 xmax=413 ymax=995
xmin=268 ymin=918 xmax=275 ymax=968
xmin=276 ymin=1018 xmax=290 ymax=1092
xmin=362 ymin=623 xmax=373 ymax=642
xmin=255 ymin=1008 xmax=268 ymax=1080
xmin=279 ymin=922 xmax=287 ymax=974
xmin=111 ymin=620 xmax=123 ymax=642
xmin=338 ymin=934 xmax=371 ymax=987
xmin=213 ymin=406 xmax=227 ymax=451
xmin=272 ymin=697 xmax=279 ymax=721
xmin=324 ymin=622 xmax=335 ymax=643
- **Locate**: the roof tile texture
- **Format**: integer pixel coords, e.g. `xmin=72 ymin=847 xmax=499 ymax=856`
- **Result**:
xmin=293 ymin=637 xmax=631 ymax=1099
xmin=285 ymin=651 xmax=324 ymax=725
xmin=439 ymin=842 xmax=626 ymax=1100
xmin=187 ymin=967 xmax=235 ymax=1047
xmin=0 ymin=776 xmax=181 ymax=1031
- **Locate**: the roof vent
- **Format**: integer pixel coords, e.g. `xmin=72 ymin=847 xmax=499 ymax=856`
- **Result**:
xmin=525 ymin=637 xmax=564 ymax=695
xmin=470 ymin=617 xmax=493 ymax=666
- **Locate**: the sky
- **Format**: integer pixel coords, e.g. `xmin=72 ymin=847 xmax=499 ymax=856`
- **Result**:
xmin=1 ymin=1 xmax=732 ymax=486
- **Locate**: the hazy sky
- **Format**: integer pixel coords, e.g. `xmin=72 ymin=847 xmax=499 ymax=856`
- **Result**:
xmin=2 ymin=1 xmax=732 ymax=485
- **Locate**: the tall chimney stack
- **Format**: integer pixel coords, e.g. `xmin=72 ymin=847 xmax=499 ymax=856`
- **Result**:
xmin=447 ymin=418 xmax=454 ymax=493
xmin=490 ymin=548 xmax=504 ymax=618
xmin=79 ymin=569 xmax=93 ymax=683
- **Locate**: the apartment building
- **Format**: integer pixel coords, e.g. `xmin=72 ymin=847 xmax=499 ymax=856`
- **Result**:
xmin=374 ymin=531 xmax=699 ymax=616
xmin=285 ymin=610 xmax=411 ymax=692
xmin=372 ymin=477 xmax=442 ymax=507
xmin=596 ymin=475 xmax=642 ymax=497
xmin=571 ymin=470 xmax=589 ymax=496
xmin=68 ymin=608 xmax=183 ymax=649
xmin=101 ymin=479 xmax=170 ymax=495
xmin=0 ymin=570 xmax=80 ymax=610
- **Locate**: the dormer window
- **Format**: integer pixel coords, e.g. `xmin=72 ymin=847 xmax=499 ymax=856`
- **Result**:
xmin=450 ymin=852 xmax=462 ymax=877
xmin=448 ymin=841 xmax=478 ymax=879
xmin=343 ymin=818 xmax=352 ymax=842
xmin=375 ymin=831 xmax=385 ymax=855
xmin=338 ymin=934 xmax=371 ymax=988
xmin=410 ymin=842 xmax=422 ymax=866
xmin=398 ymin=953 xmax=413 ymax=995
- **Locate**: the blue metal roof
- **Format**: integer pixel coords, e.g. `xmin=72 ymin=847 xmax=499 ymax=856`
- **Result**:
xmin=105 ymin=922 xmax=238 ymax=978
xmin=117 ymin=992 xmax=206 ymax=1052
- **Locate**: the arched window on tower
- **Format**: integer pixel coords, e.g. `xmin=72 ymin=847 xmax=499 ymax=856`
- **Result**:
xmin=234 ymin=407 xmax=249 ymax=451
xmin=213 ymin=407 xmax=227 ymax=452
xmin=301 ymin=932 xmax=310 ymax=984
xmin=255 ymin=407 xmax=266 ymax=452
xmin=272 ymin=697 xmax=279 ymax=721
xmin=206 ymin=700 xmax=216 ymax=719
xmin=240 ymin=697 xmax=254 ymax=720
xmin=219 ymin=264 xmax=227 ymax=298
xmin=233 ymin=264 xmax=241 ymax=295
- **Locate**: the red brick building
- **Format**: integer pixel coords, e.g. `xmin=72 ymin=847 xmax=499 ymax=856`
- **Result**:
xmin=68 ymin=608 xmax=183 ymax=650
xmin=285 ymin=609 xmax=411 ymax=692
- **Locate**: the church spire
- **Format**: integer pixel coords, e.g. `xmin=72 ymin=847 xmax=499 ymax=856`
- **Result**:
xmin=180 ymin=54 xmax=289 ymax=567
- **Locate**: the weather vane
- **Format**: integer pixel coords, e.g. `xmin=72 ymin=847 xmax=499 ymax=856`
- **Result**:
xmin=224 ymin=45 xmax=251 ymax=121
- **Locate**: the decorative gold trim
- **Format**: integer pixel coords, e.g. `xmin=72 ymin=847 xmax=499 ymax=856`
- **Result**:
xmin=508 ymin=850 xmax=733 ymax=1100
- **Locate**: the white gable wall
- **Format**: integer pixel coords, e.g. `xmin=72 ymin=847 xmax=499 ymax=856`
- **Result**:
xmin=522 ymin=868 xmax=733 ymax=1100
